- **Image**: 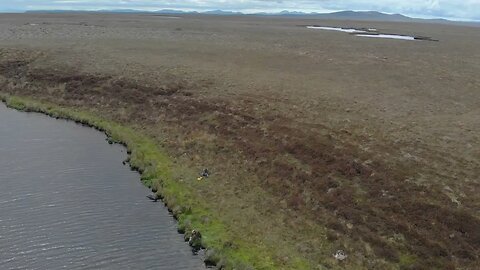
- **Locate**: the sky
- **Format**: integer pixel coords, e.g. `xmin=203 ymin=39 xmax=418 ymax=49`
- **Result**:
xmin=0 ymin=0 xmax=479 ymax=21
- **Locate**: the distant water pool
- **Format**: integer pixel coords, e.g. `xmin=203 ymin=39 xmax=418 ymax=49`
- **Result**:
xmin=306 ymin=26 xmax=423 ymax=41
xmin=306 ymin=26 xmax=367 ymax=33
xmin=356 ymin=34 xmax=415 ymax=40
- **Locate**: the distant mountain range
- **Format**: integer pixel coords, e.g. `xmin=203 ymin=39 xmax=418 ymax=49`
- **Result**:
xmin=23 ymin=9 xmax=479 ymax=25
xmin=312 ymin=11 xmax=411 ymax=21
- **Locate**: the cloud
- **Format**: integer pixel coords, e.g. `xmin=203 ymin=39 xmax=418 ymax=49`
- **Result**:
xmin=1 ymin=0 xmax=479 ymax=20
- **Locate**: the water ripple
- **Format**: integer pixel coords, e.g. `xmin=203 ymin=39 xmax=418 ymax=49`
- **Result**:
xmin=0 ymin=104 xmax=204 ymax=270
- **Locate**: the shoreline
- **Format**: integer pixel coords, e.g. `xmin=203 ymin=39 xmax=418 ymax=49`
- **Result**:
xmin=0 ymin=93 xmax=285 ymax=269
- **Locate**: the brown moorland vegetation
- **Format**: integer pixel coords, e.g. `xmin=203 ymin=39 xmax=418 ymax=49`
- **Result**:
xmin=1 ymin=13 xmax=479 ymax=269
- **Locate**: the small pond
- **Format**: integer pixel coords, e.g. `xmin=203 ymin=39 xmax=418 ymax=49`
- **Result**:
xmin=306 ymin=25 xmax=437 ymax=41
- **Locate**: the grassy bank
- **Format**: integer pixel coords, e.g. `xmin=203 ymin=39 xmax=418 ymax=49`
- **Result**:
xmin=2 ymin=31 xmax=479 ymax=267
xmin=0 ymin=93 xmax=301 ymax=270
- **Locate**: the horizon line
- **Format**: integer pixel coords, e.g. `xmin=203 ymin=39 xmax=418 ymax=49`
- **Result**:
xmin=1 ymin=8 xmax=478 ymax=23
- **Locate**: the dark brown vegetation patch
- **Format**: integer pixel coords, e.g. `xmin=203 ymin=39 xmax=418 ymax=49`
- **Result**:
xmin=1 ymin=51 xmax=479 ymax=268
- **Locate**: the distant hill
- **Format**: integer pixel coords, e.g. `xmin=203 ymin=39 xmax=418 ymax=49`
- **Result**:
xmin=262 ymin=10 xmax=436 ymax=23
xmin=313 ymin=11 xmax=411 ymax=21
xmin=20 ymin=9 xmax=426 ymax=22
xmin=25 ymin=9 xmax=182 ymax=14
xmin=23 ymin=9 xmax=480 ymax=26
xmin=258 ymin=10 xmax=480 ymax=26
xmin=203 ymin=10 xmax=242 ymax=15
xmin=153 ymin=9 xmax=198 ymax=14
xmin=278 ymin=10 xmax=310 ymax=16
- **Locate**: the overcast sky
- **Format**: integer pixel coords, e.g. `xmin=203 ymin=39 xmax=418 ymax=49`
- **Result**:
xmin=1 ymin=0 xmax=479 ymax=21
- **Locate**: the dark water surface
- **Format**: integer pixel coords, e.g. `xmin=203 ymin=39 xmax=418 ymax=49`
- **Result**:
xmin=0 ymin=103 xmax=204 ymax=270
